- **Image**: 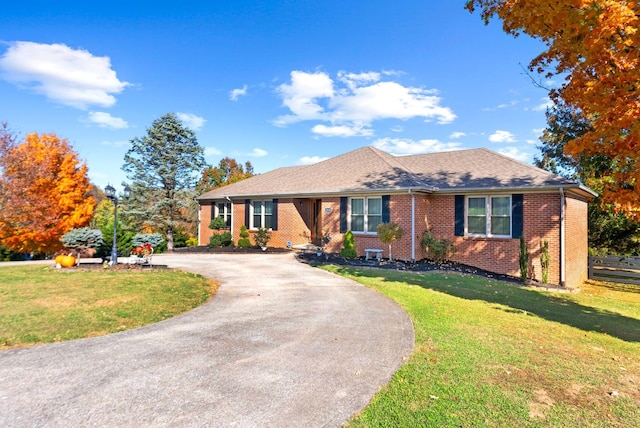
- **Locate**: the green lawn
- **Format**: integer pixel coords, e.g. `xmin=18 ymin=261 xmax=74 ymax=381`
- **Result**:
xmin=322 ymin=266 xmax=640 ymax=427
xmin=0 ymin=265 xmax=217 ymax=349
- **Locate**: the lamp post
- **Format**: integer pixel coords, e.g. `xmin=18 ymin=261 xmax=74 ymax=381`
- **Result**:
xmin=104 ymin=184 xmax=131 ymax=265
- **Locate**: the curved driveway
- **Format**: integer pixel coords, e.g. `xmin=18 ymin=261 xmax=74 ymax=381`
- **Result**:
xmin=0 ymin=253 xmax=414 ymax=427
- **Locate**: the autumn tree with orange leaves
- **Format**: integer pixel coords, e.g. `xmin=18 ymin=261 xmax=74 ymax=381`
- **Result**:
xmin=0 ymin=125 xmax=96 ymax=253
xmin=466 ymin=0 xmax=640 ymax=218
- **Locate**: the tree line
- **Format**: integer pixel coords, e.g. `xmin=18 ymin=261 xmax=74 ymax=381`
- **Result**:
xmin=0 ymin=113 xmax=254 ymax=259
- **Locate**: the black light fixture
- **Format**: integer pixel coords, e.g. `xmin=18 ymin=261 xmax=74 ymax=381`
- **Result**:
xmin=105 ymin=184 xmax=131 ymax=265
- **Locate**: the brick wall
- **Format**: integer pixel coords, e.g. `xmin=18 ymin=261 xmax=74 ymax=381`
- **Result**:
xmin=424 ymin=193 xmax=564 ymax=285
xmin=564 ymin=193 xmax=589 ymax=288
xmin=199 ymin=191 xmax=589 ymax=287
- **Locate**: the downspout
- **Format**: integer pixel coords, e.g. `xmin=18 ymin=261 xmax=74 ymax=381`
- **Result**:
xmin=559 ymin=188 xmax=566 ymax=287
xmin=198 ymin=204 xmax=202 ymax=245
xmin=412 ymin=192 xmax=416 ymax=262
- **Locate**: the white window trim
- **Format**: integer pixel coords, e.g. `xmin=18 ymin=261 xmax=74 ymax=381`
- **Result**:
xmin=215 ymin=202 xmax=232 ymax=228
xmin=349 ymin=196 xmax=382 ymax=235
xmin=250 ymin=200 xmax=273 ymax=230
xmin=465 ymin=195 xmax=512 ymax=238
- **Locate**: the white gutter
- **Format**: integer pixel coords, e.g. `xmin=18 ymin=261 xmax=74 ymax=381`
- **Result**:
xmin=559 ymin=188 xmax=566 ymax=287
xmin=410 ymin=189 xmax=416 ymax=262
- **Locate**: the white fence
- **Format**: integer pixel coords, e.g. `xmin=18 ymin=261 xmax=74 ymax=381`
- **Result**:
xmin=588 ymin=255 xmax=640 ymax=285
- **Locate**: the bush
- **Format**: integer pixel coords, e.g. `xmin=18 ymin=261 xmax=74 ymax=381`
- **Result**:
xmin=209 ymin=231 xmax=233 ymax=248
xmin=132 ymin=233 xmax=165 ymax=249
xmin=209 ymin=216 xmax=227 ymax=230
xmin=237 ymin=225 xmax=251 ymax=248
xmin=254 ymin=227 xmax=271 ymax=248
xmin=60 ymin=227 xmax=104 ymax=254
xmin=420 ymin=231 xmax=456 ymax=263
xmin=340 ymin=230 xmax=358 ymax=258
xmin=540 ymin=240 xmax=550 ymax=284
xmin=185 ymin=237 xmax=199 ymax=247
xmin=519 ymin=235 xmax=530 ymax=282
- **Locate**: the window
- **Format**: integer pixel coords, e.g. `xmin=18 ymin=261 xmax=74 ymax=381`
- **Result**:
xmin=466 ymin=196 xmax=511 ymax=237
xmin=216 ymin=202 xmax=232 ymax=228
xmin=252 ymin=200 xmax=273 ymax=229
xmin=350 ymin=197 xmax=382 ymax=233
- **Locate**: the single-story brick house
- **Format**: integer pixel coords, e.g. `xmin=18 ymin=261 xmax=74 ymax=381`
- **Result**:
xmin=197 ymin=146 xmax=596 ymax=288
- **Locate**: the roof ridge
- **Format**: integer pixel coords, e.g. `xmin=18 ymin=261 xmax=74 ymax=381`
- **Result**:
xmin=367 ymin=146 xmax=431 ymax=188
xmin=476 ymin=147 xmax=573 ymax=182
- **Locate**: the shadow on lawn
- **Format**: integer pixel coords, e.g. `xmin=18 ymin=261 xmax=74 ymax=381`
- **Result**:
xmin=335 ymin=266 xmax=640 ymax=343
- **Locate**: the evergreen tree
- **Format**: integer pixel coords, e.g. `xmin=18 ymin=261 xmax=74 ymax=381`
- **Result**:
xmin=123 ymin=113 xmax=206 ymax=251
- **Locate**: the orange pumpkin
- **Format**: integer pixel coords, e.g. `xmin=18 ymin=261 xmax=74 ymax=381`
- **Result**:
xmin=56 ymin=254 xmax=76 ymax=268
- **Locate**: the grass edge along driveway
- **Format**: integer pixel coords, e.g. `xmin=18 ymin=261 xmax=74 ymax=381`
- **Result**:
xmin=0 ymin=265 xmax=217 ymax=349
xmin=322 ymin=265 xmax=640 ymax=428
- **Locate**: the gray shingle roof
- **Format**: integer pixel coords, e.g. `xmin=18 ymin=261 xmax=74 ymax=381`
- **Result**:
xmin=197 ymin=146 xmax=595 ymax=200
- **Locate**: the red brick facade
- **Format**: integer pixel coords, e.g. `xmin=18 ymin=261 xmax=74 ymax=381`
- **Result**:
xmin=199 ymin=191 xmax=589 ymax=288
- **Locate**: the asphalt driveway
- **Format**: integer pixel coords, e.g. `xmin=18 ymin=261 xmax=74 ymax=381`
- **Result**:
xmin=0 ymin=253 xmax=414 ymax=427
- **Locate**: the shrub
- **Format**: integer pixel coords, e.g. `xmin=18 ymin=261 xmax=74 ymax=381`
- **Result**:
xmin=519 ymin=235 xmax=530 ymax=282
xmin=376 ymin=222 xmax=404 ymax=261
xmin=209 ymin=231 xmax=233 ymax=248
xmin=340 ymin=230 xmax=357 ymax=258
xmin=132 ymin=233 xmax=165 ymax=249
xmin=60 ymin=227 xmax=104 ymax=255
xmin=209 ymin=216 xmax=227 ymax=230
xmin=540 ymin=240 xmax=550 ymax=284
xmin=185 ymin=237 xmax=198 ymax=247
xmin=420 ymin=231 xmax=456 ymax=263
xmin=254 ymin=227 xmax=271 ymax=248
xmin=237 ymin=225 xmax=251 ymax=248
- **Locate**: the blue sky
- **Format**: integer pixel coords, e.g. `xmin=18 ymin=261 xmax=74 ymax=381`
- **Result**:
xmin=1 ymin=1 xmax=553 ymax=192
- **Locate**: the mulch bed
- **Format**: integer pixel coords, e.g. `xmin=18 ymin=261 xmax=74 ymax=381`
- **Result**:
xmin=296 ymin=252 xmax=525 ymax=285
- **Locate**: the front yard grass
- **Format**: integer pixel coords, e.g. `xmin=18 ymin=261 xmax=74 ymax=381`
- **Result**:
xmin=0 ymin=265 xmax=217 ymax=349
xmin=322 ymin=266 xmax=640 ymax=427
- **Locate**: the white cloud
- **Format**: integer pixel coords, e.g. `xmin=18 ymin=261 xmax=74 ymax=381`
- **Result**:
xmin=0 ymin=41 xmax=130 ymax=109
xmin=274 ymin=71 xmax=334 ymax=126
xmin=482 ymin=100 xmax=518 ymax=111
xmin=372 ymin=137 xmax=461 ymax=155
xmin=204 ymin=147 xmax=222 ymax=157
xmin=87 ymin=111 xmax=128 ymax=129
xmin=489 ymin=130 xmax=517 ymax=143
xmin=177 ymin=112 xmax=206 ymax=131
xmin=498 ymin=147 xmax=531 ymax=162
xmin=274 ymin=70 xmax=456 ymax=135
xmin=311 ymin=124 xmax=374 ymax=137
xmin=247 ymin=148 xmax=268 ymax=157
xmin=531 ymin=97 xmax=553 ymax=111
xmin=230 ymin=84 xmax=248 ymax=101
xmin=449 ymin=131 xmax=466 ymax=139
xmin=299 ymin=155 xmax=329 ymax=165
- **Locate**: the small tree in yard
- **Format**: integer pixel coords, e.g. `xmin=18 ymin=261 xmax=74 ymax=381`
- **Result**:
xmin=540 ymin=240 xmax=550 ymax=284
xmin=61 ymin=227 xmax=104 ymax=262
xmin=519 ymin=235 xmax=530 ymax=283
xmin=376 ymin=222 xmax=404 ymax=261
xmin=340 ymin=230 xmax=357 ymax=258
xmin=254 ymin=227 xmax=271 ymax=250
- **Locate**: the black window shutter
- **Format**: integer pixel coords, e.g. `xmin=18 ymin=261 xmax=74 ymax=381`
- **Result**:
xmin=340 ymin=197 xmax=348 ymax=233
xmin=211 ymin=202 xmax=216 ymax=220
xmin=512 ymin=194 xmax=524 ymax=238
xmin=244 ymin=199 xmax=250 ymax=227
xmin=272 ymin=199 xmax=278 ymax=231
xmin=454 ymin=195 xmax=465 ymax=236
xmin=382 ymin=195 xmax=390 ymax=223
